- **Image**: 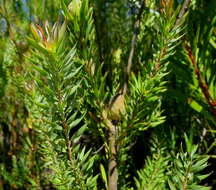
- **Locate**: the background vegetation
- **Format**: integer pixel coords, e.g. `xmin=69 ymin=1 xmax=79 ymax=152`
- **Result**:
xmin=0 ymin=0 xmax=216 ymax=189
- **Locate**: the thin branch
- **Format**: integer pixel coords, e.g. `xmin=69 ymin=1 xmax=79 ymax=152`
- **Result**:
xmin=106 ymin=3 xmax=146 ymax=189
xmin=153 ymin=0 xmax=191 ymax=74
xmin=107 ymin=121 xmax=118 ymax=190
xmin=175 ymin=0 xmax=191 ymax=26
xmin=123 ymin=0 xmax=145 ymax=95
xmin=57 ymin=88 xmax=74 ymax=164
xmin=185 ymin=44 xmax=216 ymax=117
xmin=92 ymin=144 xmax=104 ymax=154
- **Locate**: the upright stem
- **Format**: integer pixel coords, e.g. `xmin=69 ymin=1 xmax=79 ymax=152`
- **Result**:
xmin=175 ymin=0 xmax=191 ymax=26
xmin=186 ymin=45 xmax=216 ymax=117
xmin=56 ymin=83 xmax=74 ymax=164
xmin=107 ymin=120 xmax=118 ymax=190
xmin=123 ymin=0 xmax=145 ymax=95
xmin=106 ymin=2 xmax=145 ymax=189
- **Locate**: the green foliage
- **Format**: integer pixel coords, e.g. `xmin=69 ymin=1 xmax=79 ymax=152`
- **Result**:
xmin=27 ymin=10 xmax=98 ymax=188
xmin=134 ymin=135 xmax=211 ymax=190
xmin=0 ymin=0 xmax=216 ymax=189
xmin=134 ymin=138 xmax=169 ymax=190
xmin=168 ymin=135 xmax=211 ymax=190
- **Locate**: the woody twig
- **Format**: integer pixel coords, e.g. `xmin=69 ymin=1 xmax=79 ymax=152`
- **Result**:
xmin=123 ymin=0 xmax=145 ymax=95
xmin=185 ymin=44 xmax=216 ymax=117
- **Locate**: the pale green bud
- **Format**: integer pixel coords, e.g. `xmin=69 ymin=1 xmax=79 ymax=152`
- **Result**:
xmin=113 ymin=48 xmax=122 ymax=64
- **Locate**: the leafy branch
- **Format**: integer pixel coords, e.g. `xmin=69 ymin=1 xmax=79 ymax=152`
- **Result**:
xmin=185 ymin=44 xmax=216 ymax=117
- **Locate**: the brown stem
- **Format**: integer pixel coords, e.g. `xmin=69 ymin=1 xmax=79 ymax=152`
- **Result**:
xmin=62 ymin=112 xmax=75 ymax=164
xmin=175 ymin=0 xmax=191 ymax=26
xmin=123 ymin=0 xmax=145 ymax=95
xmin=66 ymin=135 xmax=73 ymax=162
xmin=185 ymin=44 xmax=216 ymax=117
xmin=104 ymin=2 xmax=146 ymax=189
xmin=105 ymin=3 xmax=146 ymax=189
xmin=153 ymin=47 xmax=166 ymax=74
xmin=106 ymin=120 xmax=118 ymax=190
xmin=61 ymin=112 xmax=73 ymax=163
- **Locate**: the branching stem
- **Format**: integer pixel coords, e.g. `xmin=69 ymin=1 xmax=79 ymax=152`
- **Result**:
xmin=106 ymin=2 xmax=146 ymax=189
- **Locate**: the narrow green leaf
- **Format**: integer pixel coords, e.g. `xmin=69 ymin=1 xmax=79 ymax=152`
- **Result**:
xmin=100 ymin=164 xmax=108 ymax=189
xmin=189 ymin=100 xmax=203 ymax=113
